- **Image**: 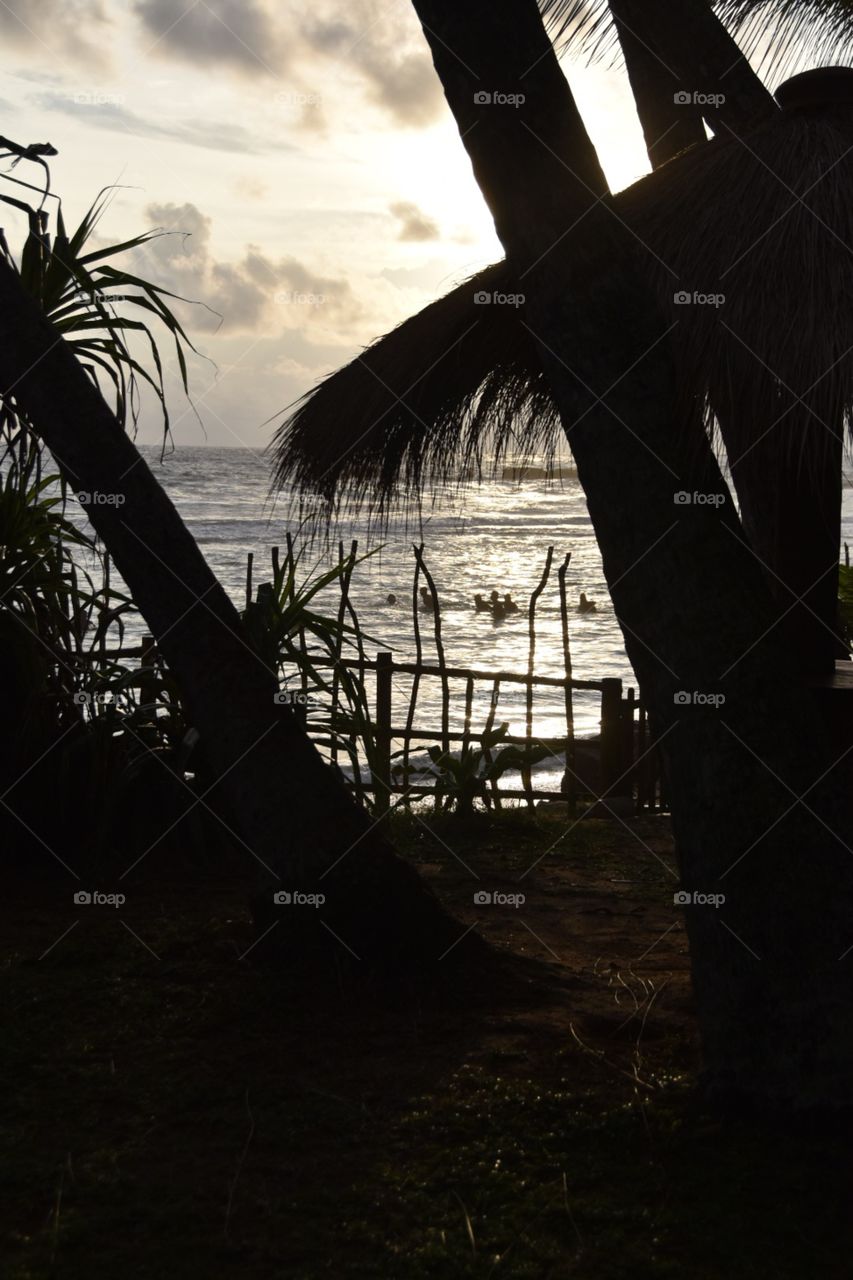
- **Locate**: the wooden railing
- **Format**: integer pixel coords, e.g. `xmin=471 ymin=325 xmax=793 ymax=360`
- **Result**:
xmin=74 ymin=632 xmax=669 ymax=813
xmin=300 ymin=651 xmax=668 ymax=815
xmin=65 ymin=535 xmax=671 ymax=815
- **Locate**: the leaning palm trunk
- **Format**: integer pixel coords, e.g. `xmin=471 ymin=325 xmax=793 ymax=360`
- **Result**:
xmin=408 ymin=0 xmax=853 ymax=1107
xmin=0 ymin=257 xmax=459 ymax=969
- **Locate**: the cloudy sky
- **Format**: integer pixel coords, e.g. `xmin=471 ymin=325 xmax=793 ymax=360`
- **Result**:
xmin=0 ymin=0 xmax=653 ymax=448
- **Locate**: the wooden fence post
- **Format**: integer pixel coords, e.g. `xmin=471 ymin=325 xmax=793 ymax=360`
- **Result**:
xmin=557 ymin=552 xmax=576 ymax=815
xmin=245 ymin=552 xmax=254 ymax=610
xmin=599 ymin=678 xmax=625 ymax=800
xmin=374 ymin=651 xmax=393 ymax=819
xmin=624 ymin=688 xmax=636 ymax=804
xmin=637 ymin=700 xmax=648 ymax=812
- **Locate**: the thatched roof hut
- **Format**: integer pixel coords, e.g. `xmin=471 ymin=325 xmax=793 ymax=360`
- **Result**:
xmin=272 ymin=68 xmax=853 ymax=522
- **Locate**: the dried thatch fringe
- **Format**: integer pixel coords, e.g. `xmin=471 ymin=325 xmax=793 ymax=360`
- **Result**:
xmin=626 ymin=104 xmax=853 ymax=474
xmin=270 ymin=260 xmax=561 ymax=524
xmin=272 ymin=103 xmax=853 ymax=520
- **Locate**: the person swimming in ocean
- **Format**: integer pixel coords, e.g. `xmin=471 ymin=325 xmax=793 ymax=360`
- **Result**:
xmin=474 ymin=593 xmax=491 ymax=612
xmin=578 ymin=592 xmax=597 ymax=614
xmin=503 ymin=593 xmax=519 ymax=613
xmin=490 ymin=589 xmax=506 ymax=621
xmin=420 ymin=586 xmax=437 ymax=612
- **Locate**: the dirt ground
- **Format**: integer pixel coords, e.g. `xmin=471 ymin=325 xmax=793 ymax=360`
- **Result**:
xmin=2 ymin=810 xmax=850 ymax=1279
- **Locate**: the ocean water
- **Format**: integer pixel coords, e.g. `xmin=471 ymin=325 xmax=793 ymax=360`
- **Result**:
xmin=138 ymin=446 xmax=631 ymax=750
xmin=127 ymin=446 xmax=853 ymax=767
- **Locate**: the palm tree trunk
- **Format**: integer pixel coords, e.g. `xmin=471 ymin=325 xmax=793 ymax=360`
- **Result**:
xmin=0 ymin=257 xmax=460 ymax=968
xmin=612 ymin=0 xmax=845 ymax=677
xmin=411 ymin=0 xmax=853 ymax=1106
xmin=610 ymin=0 xmax=776 ymax=132
xmin=724 ymin=425 xmax=846 ymax=677
xmin=609 ymin=0 xmax=706 ymax=167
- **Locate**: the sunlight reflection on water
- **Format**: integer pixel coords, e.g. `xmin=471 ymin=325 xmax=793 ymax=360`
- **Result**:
xmin=142 ymin=446 xmax=629 ymax=743
xmin=76 ymin=447 xmax=853 ymax=766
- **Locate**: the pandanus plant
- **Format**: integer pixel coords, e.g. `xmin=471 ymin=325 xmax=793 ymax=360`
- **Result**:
xmin=0 ymin=141 xmax=205 ymax=434
xmin=0 ymin=142 xmax=210 ymax=859
xmin=0 ymin=135 xmax=463 ymax=966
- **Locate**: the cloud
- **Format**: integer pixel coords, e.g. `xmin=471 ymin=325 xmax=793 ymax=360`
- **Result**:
xmin=352 ymin=47 xmax=442 ymax=127
xmin=140 ymin=201 xmax=359 ymax=334
xmin=0 ymin=0 xmax=110 ymax=67
xmin=133 ymin=0 xmax=284 ymax=76
xmin=390 ymin=201 xmax=440 ymax=243
xmin=130 ymin=0 xmax=443 ymax=129
xmin=34 ymin=90 xmax=285 ymax=155
xmin=300 ymin=1 xmax=443 ymax=127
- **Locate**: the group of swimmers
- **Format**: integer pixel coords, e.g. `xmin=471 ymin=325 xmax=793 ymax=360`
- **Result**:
xmin=385 ymin=587 xmax=598 ymax=617
xmin=474 ymin=590 xmax=519 ymax=620
xmin=474 ymin=589 xmax=597 ymax=618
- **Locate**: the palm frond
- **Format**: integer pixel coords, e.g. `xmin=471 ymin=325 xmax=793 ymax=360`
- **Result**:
xmin=539 ymin=0 xmax=618 ymax=58
xmin=542 ymin=0 xmax=853 ymax=79
xmin=716 ymin=0 xmax=853 ymax=76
